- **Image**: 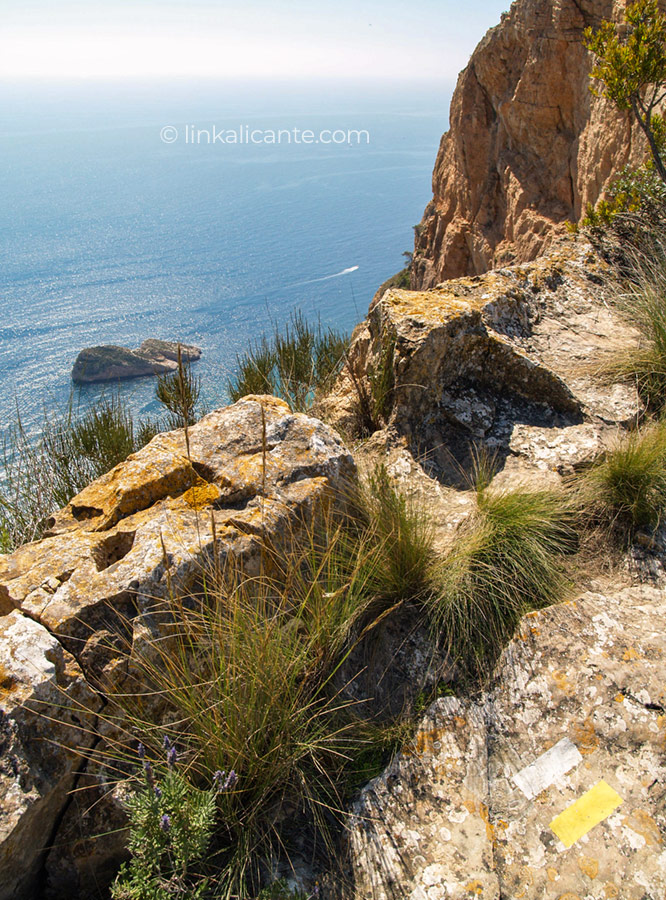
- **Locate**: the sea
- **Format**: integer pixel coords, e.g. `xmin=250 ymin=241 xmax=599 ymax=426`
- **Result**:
xmin=0 ymin=79 xmax=450 ymax=435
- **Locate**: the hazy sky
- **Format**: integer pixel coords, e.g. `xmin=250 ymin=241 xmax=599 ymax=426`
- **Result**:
xmin=1 ymin=0 xmax=510 ymax=81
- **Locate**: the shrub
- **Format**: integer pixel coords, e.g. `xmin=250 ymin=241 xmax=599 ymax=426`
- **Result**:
xmin=576 ymin=422 xmax=666 ymax=534
xmin=105 ymin=469 xmax=432 ymax=898
xmin=428 ymin=475 xmax=575 ymax=675
xmin=0 ymin=394 xmax=160 ymax=550
xmin=228 ymin=311 xmax=349 ymax=412
xmin=156 ymin=348 xmax=202 ymax=430
xmin=111 ymin=741 xmax=219 ymax=900
xmin=580 ymin=161 xmax=666 ymax=243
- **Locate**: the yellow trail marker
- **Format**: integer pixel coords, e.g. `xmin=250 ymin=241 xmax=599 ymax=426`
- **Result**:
xmin=550 ymin=781 xmax=623 ymax=848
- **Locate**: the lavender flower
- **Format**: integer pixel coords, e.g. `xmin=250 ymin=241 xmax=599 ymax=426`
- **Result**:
xmin=154 ymin=786 xmax=162 ymax=799
xmin=214 ymin=769 xmax=238 ymax=791
xmin=144 ymin=761 xmax=155 ymax=788
xmin=163 ymin=735 xmax=171 ymax=751
xmin=167 ymin=745 xmax=178 ymax=768
xmin=137 ymin=742 xmax=146 ymax=760
xmin=159 ymin=814 xmax=171 ymax=832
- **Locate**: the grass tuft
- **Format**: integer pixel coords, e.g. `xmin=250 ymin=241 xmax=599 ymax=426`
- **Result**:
xmin=602 ymin=250 xmax=666 ymax=412
xmin=0 ymin=394 xmax=160 ymax=550
xmin=428 ymin=477 xmax=575 ymax=676
xmin=103 ymin=469 xmax=432 ymax=898
xmin=228 ymin=311 xmax=349 ymax=413
xmin=576 ymin=421 xmax=666 ymax=535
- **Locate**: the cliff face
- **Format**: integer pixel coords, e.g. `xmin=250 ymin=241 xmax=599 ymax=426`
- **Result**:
xmin=412 ymin=0 xmax=651 ymax=287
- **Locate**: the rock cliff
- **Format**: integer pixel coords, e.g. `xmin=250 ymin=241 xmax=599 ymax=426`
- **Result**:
xmin=411 ymin=0 xmax=653 ymax=287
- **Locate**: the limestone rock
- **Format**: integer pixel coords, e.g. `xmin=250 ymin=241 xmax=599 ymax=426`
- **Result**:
xmin=71 ymin=339 xmax=201 ymax=384
xmin=411 ymin=0 xmax=653 ymax=287
xmin=337 ymin=237 xmax=641 ymax=487
xmin=0 ymin=396 xmax=354 ymax=897
xmin=349 ymin=584 xmax=666 ymax=899
xmin=0 ymin=612 xmax=100 ymax=900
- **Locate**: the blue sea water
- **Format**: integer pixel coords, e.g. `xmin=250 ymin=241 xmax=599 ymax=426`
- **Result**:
xmin=0 ymin=79 xmax=450 ymax=433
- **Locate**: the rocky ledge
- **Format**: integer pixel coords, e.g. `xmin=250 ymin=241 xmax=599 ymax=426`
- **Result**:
xmin=0 ymin=396 xmax=353 ymax=899
xmin=71 ymin=339 xmax=202 ymax=384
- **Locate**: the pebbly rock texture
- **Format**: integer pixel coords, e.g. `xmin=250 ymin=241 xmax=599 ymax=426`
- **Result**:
xmin=329 ymin=236 xmax=641 ymax=489
xmin=0 ymin=396 xmax=354 ymax=898
xmin=411 ymin=0 xmax=654 ymax=287
xmin=71 ymin=339 xmax=201 ymax=384
xmin=349 ymin=583 xmax=666 ymax=899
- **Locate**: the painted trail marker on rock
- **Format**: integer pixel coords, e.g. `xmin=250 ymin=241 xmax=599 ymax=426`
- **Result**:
xmin=512 ymin=737 xmax=583 ymax=800
xmin=550 ymin=780 xmax=623 ymax=848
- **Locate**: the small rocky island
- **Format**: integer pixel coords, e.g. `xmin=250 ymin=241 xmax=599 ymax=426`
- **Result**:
xmin=71 ymin=339 xmax=202 ymax=384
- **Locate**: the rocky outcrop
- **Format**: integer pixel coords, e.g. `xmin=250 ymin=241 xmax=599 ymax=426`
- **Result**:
xmin=349 ymin=582 xmax=666 ymax=899
xmin=330 ymin=236 xmax=641 ymax=488
xmin=411 ymin=0 xmax=654 ymax=287
xmin=71 ymin=339 xmax=201 ymax=384
xmin=0 ymin=396 xmax=354 ymax=898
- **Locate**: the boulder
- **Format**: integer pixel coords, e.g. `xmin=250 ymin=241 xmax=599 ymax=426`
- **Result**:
xmin=331 ymin=237 xmax=641 ymax=487
xmin=0 ymin=396 xmax=354 ymax=897
xmin=349 ymin=583 xmax=666 ymax=899
xmin=71 ymin=340 xmax=201 ymax=384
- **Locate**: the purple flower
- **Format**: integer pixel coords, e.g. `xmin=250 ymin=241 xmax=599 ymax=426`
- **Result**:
xmin=137 ymin=742 xmax=146 ymax=760
xmin=144 ymin=761 xmax=155 ymax=788
xmin=154 ymin=786 xmax=162 ymax=799
xmin=159 ymin=814 xmax=171 ymax=832
xmin=163 ymin=735 xmax=171 ymax=751
xmin=213 ymin=769 xmax=238 ymax=791
xmin=167 ymin=745 xmax=178 ymax=768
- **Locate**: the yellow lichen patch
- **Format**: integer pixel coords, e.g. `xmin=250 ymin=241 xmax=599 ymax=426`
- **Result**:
xmin=479 ymin=803 xmax=495 ymax=842
xmin=622 ymin=647 xmax=641 ymax=662
xmin=0 ymin=663 xmax=17 ymax=695
xmin=623 ymin=809 xmax=663 ymax=846
xmin=464 ymin=880 xmax=484 ymax=896
xmin=603 ymin=884 xmax=619 ymax=898
xmin=573 ymin=718 xmax=599 ymax=755
xmin=181 ymin=480 xmax=221 ymax=511
xmin=547 ymin=868 xmax=559 ymax=882
xmin=411 ymin=726 xmax=447 ymax=756
xmin=614 ymin=693 xmax=625 ymax=703
xmin=578 ymin=856 xmax=599 ymax=879
xmin=552 ymin=669 xmax=574 ymax=695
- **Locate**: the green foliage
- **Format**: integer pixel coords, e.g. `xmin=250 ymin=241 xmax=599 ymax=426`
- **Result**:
xmin=576 ymin=422 xmax=666 ymax=534
xmin=107 ymin=469 xmax=431 ymax=898
xmin=0 ymin=394 xmax=160 ymax=550
xmin=600 ymin=244 xmax=666 ymax=411
xmin=351 ymin=464 xmax=433 ymax=603
xmin=228 ymin=311 xmax=349 ymax=412
xmin=367 ymin=330 xmax=396 ymax=424
xmin=428 ymin=470 xmax=575 ymax=675
xmin=584 ymin=0 xmax=666 ymax=181
xmin=580 ymin=161 xmax=666 ymax=228
xmin=111 ymin=745 xmax=218 ymax=900
xmin=155 ymin=348 xmax=201 ymax=431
